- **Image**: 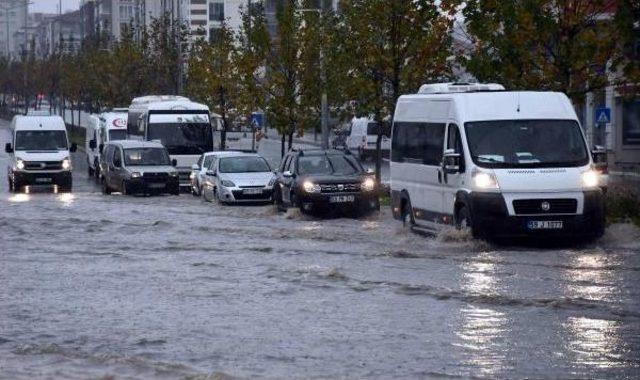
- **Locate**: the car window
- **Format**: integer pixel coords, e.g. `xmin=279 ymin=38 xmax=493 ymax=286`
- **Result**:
xmin=196 ymin=155 xmax=204 ymax=168
xmin=285 ymin=155 xmax=294 ymax=172
xmin=280 ymin=155 xmax=291 ymax=172
xmin=447 ymin=123 xmax=465 ymax=172
xmin=112 ymin=147 xmax=121 ymax=165
xmin=203 ymin=155 xmax=215 ymax=169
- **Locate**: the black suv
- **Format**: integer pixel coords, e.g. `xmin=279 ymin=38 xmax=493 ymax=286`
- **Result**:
xmin=273 ymin=149 xmax=379 ymax=215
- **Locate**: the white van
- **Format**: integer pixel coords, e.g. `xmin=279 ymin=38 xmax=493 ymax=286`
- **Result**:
xmin=346 ymin=117 xmax=391 ymax=160
xmin=86 ymin=110 xmax=128 ymax=178
xmin=390 ymin=83 xmax=606 ymax=240
xmin=5 ymin=115 xmax=77 ymax=192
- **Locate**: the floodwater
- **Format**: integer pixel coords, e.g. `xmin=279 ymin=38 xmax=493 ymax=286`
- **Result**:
xmin=1 ymin=121 xmax=639 ymax=379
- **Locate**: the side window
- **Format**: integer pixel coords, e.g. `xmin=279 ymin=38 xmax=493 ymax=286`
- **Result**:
xmin=447 ymin=123 xmax=465 ymax=172
xmin=196 ymin=155 xmax=204 ymax=168
xmin=285 ymin=155 xmax=295 ymax=173
xmin=391 ymin=122 xmax=445 ymax=165
xmin=203 ymin=155 xmax=215 ymax=169
xmin=112 ymin=147 xmax=121 ymax=166
xmin=280 ymin=155 xmax=291 ymax=172
xmin=104 ymin=145 xmax=113 ymax=163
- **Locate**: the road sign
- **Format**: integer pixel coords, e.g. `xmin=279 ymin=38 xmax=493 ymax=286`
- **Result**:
xmin=595 ymin=107 xmax=611 ymax=124
xmin=251 ymin=112 xmax=264 ymax=129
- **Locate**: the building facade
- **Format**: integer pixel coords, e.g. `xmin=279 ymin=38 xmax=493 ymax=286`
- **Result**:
xmin=0 ymin=0 xmax=28 ymax=58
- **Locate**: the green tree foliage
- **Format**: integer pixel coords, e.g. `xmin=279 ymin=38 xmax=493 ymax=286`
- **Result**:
xmin=340 ymin=0 xmax=456 ymax=181
xmin=614 ymin=0 xmax=640 ymax=97
xmin=462 ymin=0 xmax=619 ymax=102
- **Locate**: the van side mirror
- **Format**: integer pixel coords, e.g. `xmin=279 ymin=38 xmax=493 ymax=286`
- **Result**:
xmin=591 ymin=145 xmax=608 ymax=173
xmin=443 ymin=149 xmax=461 ymax=174
xmin=70 ymin=143 xmax=77 ymax=153
xmin=171 ymin=159 xmax=178 ymax=167
xmin=283 ymin=170 xmax=294 ymax=178
xmin=89 ymin=139 xmax=97 ymax=150
xmin=5 ymin=143 xmax=13 ymax=153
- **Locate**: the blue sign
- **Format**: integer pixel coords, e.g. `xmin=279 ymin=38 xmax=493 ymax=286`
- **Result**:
xmin=251 ymin=112 xmax=264 ymax=129
xmin=595 ymin=107 xmax=611 ymax=124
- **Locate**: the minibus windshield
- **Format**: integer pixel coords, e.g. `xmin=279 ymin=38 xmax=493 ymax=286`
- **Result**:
xmin=147 ymin=123 xmax=213 ymax=155
xmin=109 ymin=129 xmax=127 ymax=141
xmin=465 ymin=120 xmax=589 ymax=168
xmin=124 ymin=148 xmax=171 ymax=166
xmin=15 ymin=130 xmax=68 ymax=151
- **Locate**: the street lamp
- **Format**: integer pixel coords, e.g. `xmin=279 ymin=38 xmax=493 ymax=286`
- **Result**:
xmin=296 ymin=6 xmax=329 ymax=150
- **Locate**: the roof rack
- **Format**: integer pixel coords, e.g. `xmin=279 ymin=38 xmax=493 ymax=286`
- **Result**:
xmin=418 ymin=82 xmax=505 ymax=94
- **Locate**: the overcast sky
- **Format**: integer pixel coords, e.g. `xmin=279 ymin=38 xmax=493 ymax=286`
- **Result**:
xmin=30 ymin=0 xmax=80 ymax=14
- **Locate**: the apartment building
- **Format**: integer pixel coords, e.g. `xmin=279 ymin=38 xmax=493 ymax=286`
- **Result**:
xmin=0 ymin=0 xmax=28 ymax=58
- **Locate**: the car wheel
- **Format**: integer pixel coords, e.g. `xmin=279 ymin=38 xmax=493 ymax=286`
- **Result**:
xmin=202 ymin=185 xmax=213 ymax=202
xmin=88 ymin=165 xmax=94 ymax=177
xmin=402 ymin=198 xmax=415 ymax=227
xmin=121 ymin=181 xmax=128 ymax=195
xmin=274 ymin=186 xmax=286 ymax=212
xmin=8 ymin=177 xmax=15 ymax=193
xmin=456 ymin=206 xmax=477 ymax=237
xmin=94 ymin=162 xmax=100 ymax=179
xmin=101 ymin=178 xmax=111 ymax=195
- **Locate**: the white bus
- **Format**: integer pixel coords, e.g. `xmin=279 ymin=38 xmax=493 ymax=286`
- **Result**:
xmin=390 ymin=83 xmax=606 ymax=240
xmin=127 ymin=96 xmax=222 ymax=190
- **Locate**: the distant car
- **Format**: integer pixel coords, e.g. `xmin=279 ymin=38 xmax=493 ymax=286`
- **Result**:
xmin=346 ymin=117 xmax=391 ymax=161
xmin=202 ymin=153 xmax=276 ymax=204
xmin=273 ymin=149 xmax=379 ymax=215
xmin=189 ymin=151 xmax=239 ymax=196
xmin=99 ymin=140 xmax=180 ymax=196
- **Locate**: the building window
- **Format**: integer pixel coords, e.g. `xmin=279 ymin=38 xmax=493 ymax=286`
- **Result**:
xmin=622 ymin=99 xmax=640 ymax=145
xmin=191 ymin=0 xmax=207 ymax=4
xmin=209 ymin=1 xmax=224 ymax=22
xmin=191 ymin=9 xmax=207 ymax=15
xmin=209 ymin=27 xmax=221 ymax=43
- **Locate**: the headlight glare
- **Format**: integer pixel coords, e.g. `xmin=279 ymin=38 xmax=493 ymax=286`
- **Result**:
xmin=303 ymin=181 xmax=321 ymax=193
xmin=15 ymin=159 xmax=25 ymax=170
xmin=131 ymin=171 xmax=141 ymax=178
xmin=582 ymin=170 xmax=599 ymax=188
xmin=62 ymin=158 xmax=71 ymax=170
xmin=362 ymin=177 xmax=375 ymax=192
xmin=473 ymin=170 xmax=499 ymax=189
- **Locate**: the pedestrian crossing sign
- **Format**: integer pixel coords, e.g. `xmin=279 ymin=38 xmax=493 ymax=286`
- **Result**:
xmin=595 ymin=107 xmax=611 ymax=124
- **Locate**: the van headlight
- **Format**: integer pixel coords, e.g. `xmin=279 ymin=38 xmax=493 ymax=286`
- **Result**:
xmin=15 ymin=159 xmax=25 ymax=170
xmin=581 ymin=170 xmax=600 ymax=188
xmin=62 ymin=158 xmax=71 ymax=170
xmin=473 ymin=170 xmax=499 ymax=190
xmin=362 ymin=177 xmax=375 ymax=192
xmin=221 ymin=179 xmax=236 ymax=187
xmin=169 ymin=171 xmax=179 ymax=177
xmin=303 ymin=181 xmax=321 ymax=193
xmin=130 ymin=171 xmax=142 ymax=178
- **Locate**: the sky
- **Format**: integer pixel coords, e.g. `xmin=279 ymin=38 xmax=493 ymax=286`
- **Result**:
xmin=30 ymin=0 xmax=80 ymax=14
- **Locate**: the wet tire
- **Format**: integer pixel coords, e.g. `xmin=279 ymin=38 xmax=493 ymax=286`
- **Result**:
xmin=121 ymin=181 xmax=128 ymax=196
xmin=456 ymin=206 xmax=477 ymax=238
xmin=101 ymin=179 xmax=111 ymax=195
xmin=88 ymin=165 xmax=94 ymax=177
xmin=202 ymin=186 xmax=213 ymax=202
xmin=402 ymin=199 xmax=415 ymax=227
xmin=274 ymin=186 xmax=286 ymax=212
xmin=94 ymin=162 xmax=100 ymax=179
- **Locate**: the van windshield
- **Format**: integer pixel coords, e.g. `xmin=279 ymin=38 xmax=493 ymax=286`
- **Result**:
xmin=109 ymin=130 xmax=127 ymax=141
xmin=465 ymin=120 xmax=589 ymax=168
xmin=15 ymin=130 xmax=68 ymax=151
xmin=124 ymin=148 xmax=171 ymax=166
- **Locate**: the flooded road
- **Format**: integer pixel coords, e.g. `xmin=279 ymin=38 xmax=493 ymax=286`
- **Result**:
xmin=1 ymin=120 xmax=639 ymax=379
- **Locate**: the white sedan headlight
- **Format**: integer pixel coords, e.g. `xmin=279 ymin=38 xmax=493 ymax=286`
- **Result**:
xmin=362 ymin=177 xmax=375 ymax=192
xmin=581 ymin=170 xmax=600 ymax=188
xmin=303 ymin=181 xmax=321 ymax=193
xmin=62 ymin=158 xmax=71 ymax=170
xmin=221 ymin=179 xmax=236 ymax=187
xmin=473 ymin=170 xmax=499 ymax=190
xmin=15 ymin=159 xmax=25 ymax=170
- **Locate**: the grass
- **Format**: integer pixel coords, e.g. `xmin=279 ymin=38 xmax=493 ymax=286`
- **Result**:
xmin=605 ymin=184 xmax=640 ymax=227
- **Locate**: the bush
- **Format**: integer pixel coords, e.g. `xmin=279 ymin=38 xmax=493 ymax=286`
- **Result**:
xmin=606 ymin=185 xmax=640 ymax=227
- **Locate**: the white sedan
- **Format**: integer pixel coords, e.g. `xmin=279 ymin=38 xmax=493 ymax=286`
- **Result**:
xmin=190 ymin=151 xmax=239 ymax=195
xmin=202 ymin=153 xmax=276 ymax=204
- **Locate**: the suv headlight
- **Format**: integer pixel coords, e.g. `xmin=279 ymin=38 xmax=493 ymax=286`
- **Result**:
xmin=362 ymin=177 xmax=375 ymax=192
xmin=303 ymin=181 xmax=321 ymax=193
xmin=169 ymin=171 xmax=179 ymax=177
xmin=131 ymin=171 xmax=142 ymax=178
xmin=221 ymin=179 xmax=236 ymax=187
xmin=581 ymin=169 xmax=599 ymax=188
xmin=472 ymin=169 xmax=499 ymax=190
xmin=61 ymin=158 xmax=71 ymax=170
xmin=15 ymin=158 xmax=25 ymax=170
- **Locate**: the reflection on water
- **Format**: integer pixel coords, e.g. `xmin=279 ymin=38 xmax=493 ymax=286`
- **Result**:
xmin=455 ymin=253 xmax=510 ymax=376
xmin=566 ymin=317 xmax=624 ymax=369
xmin=563 ymin=252 xmax=626 ymax=370
xmin=57 ymin=193 xmax=75 ymax=205
xmin=8 ymin=193 xmax=30 ymax=203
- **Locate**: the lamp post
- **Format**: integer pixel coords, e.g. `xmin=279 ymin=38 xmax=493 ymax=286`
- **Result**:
xmin=296 ymin=5 xmax=329 ymax=150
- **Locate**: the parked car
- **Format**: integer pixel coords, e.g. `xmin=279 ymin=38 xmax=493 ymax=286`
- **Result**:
xmin=99 ymin=140 xmax=180 ymax=195
xmin=273 ymin=149 xmax=379 ymax=216
xmin=5 ymin=115 xmax=77 ymax=193
xmin=390 ymin=82 xmax=606 ymax=240
xmin=202 ymin=153 xmax=275 ymax=204
xmin=189 ymin=151 xmax=239 ymax=196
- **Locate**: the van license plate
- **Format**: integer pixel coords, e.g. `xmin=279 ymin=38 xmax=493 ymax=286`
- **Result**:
xmin=330 ymin=195 xmax=355 ymax=203
xmin=35 ymin=177 xmax=52 ymax=183
xmin=148 ymin=183 xmax=165 ymax=189
xmin=243 ymin=188 xmax=262 ymax=195
xmin=528 ymin=221 xmax=563 ymax=230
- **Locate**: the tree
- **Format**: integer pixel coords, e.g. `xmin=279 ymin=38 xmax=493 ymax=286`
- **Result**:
xmin=341 ymin=0 xmax=456 ymax=182
xmin=614 ymin=0 xmax=640 ymax=98
xmin=461 ymin=0 xmax=619 ymax=103
xmin=186 ymin=22 xmax=238 ymax=150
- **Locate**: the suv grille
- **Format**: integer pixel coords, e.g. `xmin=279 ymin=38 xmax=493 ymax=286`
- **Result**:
xmin=320 ymin=183 xmax=360 ymax=193
xmin=24 ymin=161 xmax=63 ymax=171
xmin=513 ymin=199 xmax=577 ymax=215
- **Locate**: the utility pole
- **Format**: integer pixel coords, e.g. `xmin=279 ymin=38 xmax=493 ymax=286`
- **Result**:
xmin=176 ymin=0 xmax=183 ymax=95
